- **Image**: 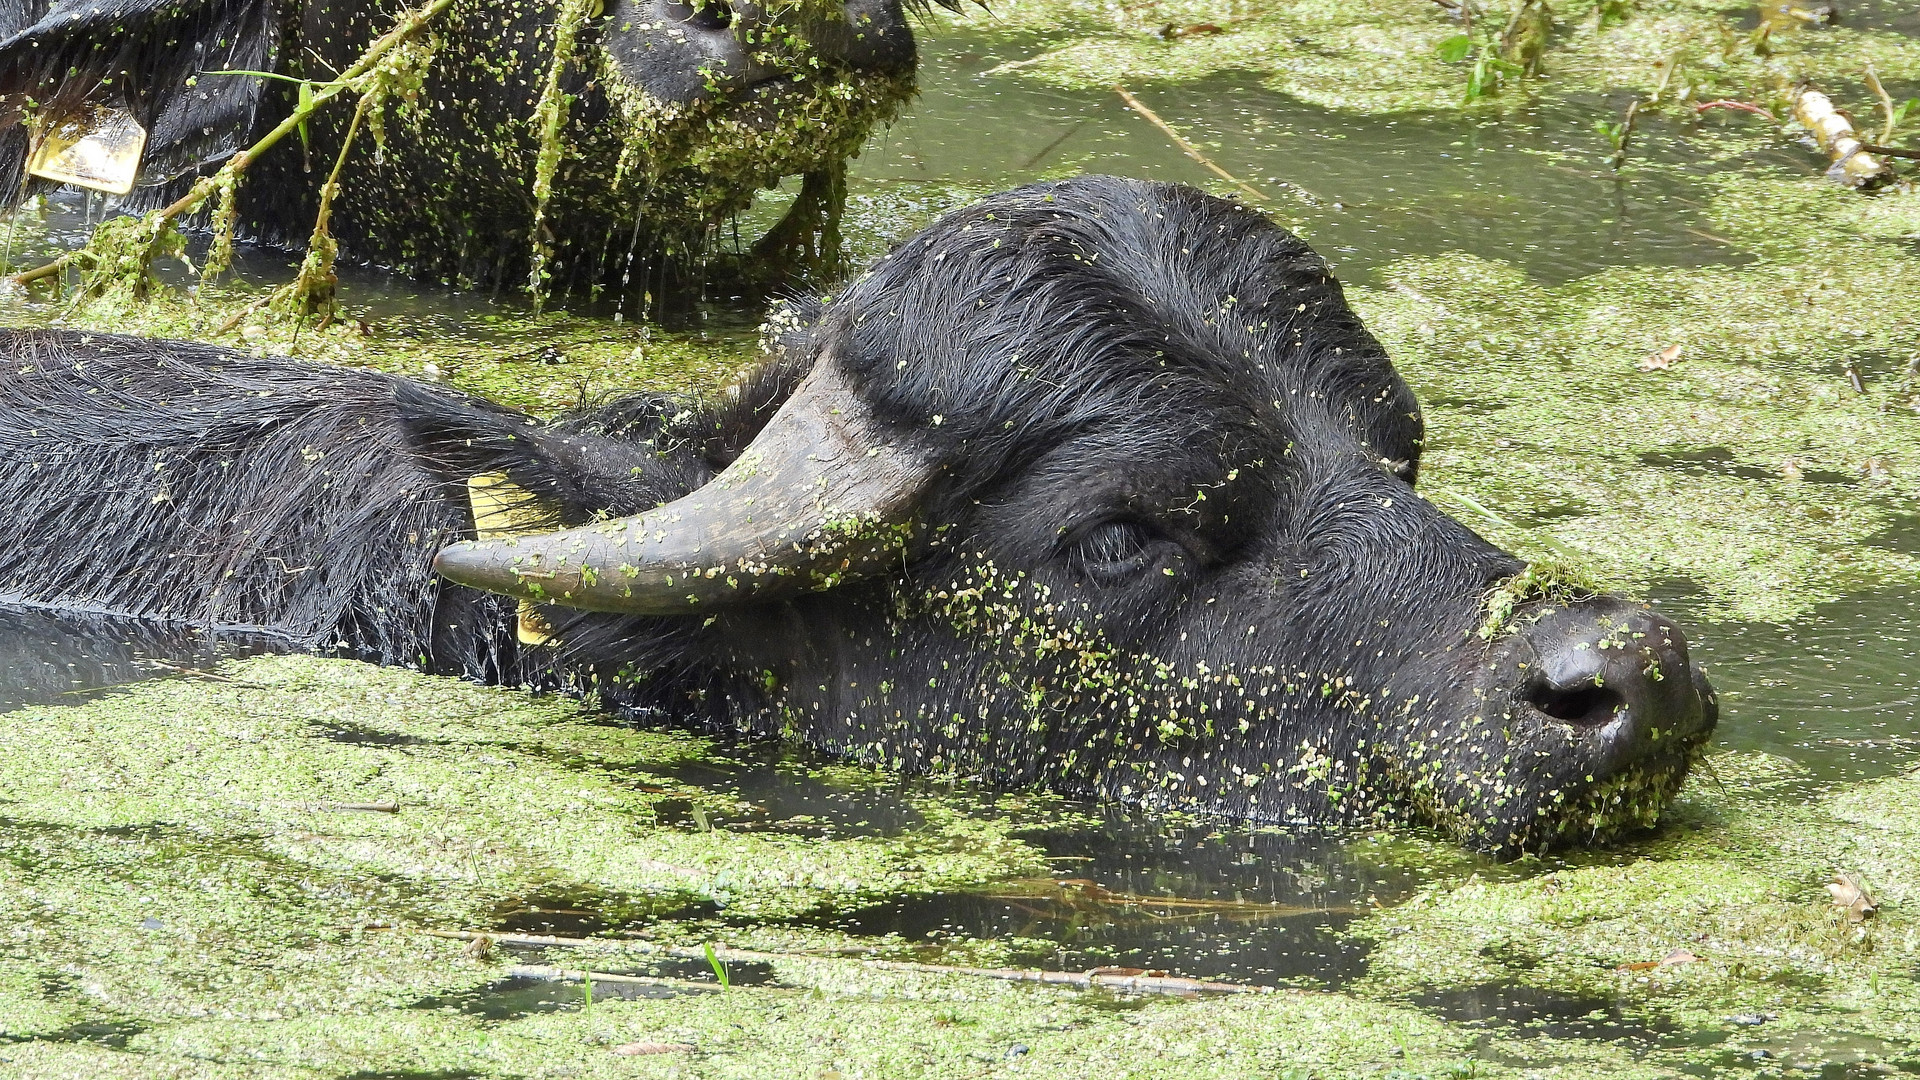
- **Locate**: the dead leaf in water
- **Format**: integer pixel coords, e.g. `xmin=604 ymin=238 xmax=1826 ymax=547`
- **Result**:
xmin=1616 ymin=948 xmax=1701 ymax=972
xmin=1158 ymin=21 xmax=1225 ymax=38
xmin=612 ymin=1042 xmax=695 ymax=1056
xmin=1827 ymin=872 xmax=1877 ymax=922
xmin=1638 ymin=344 xmax=1684 ymax=371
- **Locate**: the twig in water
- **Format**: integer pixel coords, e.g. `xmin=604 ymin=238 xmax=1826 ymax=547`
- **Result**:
xmin=276 ymin=801 xmax=401 ymax=814
xmin=511 ymin=964 xmax=723 ymax=993
xmin=1865 ymin=63 xmax=1897 ymax=146
xmin=1858 ymin=142 xmax=1920 ymax=160
xmin=1611 ymin=99 xmax=1640 ymax=170
xmin=1692 ymin=99 xmax=1777 ymax=122
xmin=420 ymin=928 xmax=877 ymax=957
xmin=419 ymin=929 xmax=1271 ymax=997
xmin=1682 ymin=227 xmax=1736 ymax=246
xmin=1113 ymin=86 xmax=1277 ymax=204
xmin=1021 ymin=120 xmax=1088 ymax=170
xmin=145 ymin=659 xmax=242 ymax=683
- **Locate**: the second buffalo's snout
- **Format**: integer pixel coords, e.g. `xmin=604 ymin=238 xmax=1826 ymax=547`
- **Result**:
xmin=607 ymin=0 xmax=921 ymax=108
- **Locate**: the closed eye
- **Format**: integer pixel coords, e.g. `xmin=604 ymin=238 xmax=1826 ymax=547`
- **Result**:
xmin=1067 ymin=519 xmax=1166 ymax=585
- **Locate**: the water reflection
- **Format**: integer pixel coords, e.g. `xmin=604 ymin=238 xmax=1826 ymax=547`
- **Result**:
xmin=0 ymin=606 xmax=274 ymax=708
xmin=816 ymin=815 xmax=1434 ymax=988
xmin=1663 ymin=584 xmax=1920 ymax=783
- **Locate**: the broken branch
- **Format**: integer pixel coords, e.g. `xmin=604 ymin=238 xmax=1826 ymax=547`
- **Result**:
xmin=1790 ymin=85 xmax=1890 ymax=188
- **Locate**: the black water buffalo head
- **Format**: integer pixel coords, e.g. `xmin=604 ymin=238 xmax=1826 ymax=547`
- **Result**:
xmin=0 ymin=0 xmax=929 ymax=288
xmin=429 ymin=175 xmax=1718 ymax=854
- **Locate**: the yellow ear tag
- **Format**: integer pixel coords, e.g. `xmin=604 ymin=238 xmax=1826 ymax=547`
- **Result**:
xmin=467 ymin=472 xmax=559 ymax=648
xmin=27 ymin=104 xmax=148 ymax=196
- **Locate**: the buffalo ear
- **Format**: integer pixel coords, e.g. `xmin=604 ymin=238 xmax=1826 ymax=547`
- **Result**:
xmin=392 ymin=382 xmax=713 ymax=528
xmin=0 ymin=0 xmax=281 ymax=205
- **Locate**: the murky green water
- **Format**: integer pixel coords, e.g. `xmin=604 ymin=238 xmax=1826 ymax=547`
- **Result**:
xmin=848 ymin=34 xmax=1751 ymax=285
xmin=1 ymin=12 xmax=1918 ymax=1079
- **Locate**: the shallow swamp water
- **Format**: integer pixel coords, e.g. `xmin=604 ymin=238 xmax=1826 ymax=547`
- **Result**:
xmin=1 ymin=5 xmax=1920 ymax=1077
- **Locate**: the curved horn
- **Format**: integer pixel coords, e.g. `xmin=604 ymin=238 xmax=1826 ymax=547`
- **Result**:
xmin=431 ymin=351 xmax=936 ymax=614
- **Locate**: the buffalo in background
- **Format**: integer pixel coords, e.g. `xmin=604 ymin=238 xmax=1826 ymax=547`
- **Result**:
xmin=0 ymin=0 xmax=927 ymax=297
xmin=0 ymin=176 xmax=1717 ymax=854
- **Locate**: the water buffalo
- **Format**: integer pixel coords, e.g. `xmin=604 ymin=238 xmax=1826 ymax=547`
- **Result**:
xmin=0 ymin=176 xmax=1717 ymax=853
xmin=0 ymin=0 xmax=923 ymax=293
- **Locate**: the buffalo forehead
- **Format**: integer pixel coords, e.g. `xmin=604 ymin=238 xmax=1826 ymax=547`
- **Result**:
xmin=839 ymin=177 xmax=1415 ymax=483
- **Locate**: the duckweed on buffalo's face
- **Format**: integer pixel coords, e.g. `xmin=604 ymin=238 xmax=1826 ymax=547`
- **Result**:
xmin=0 ymin=176 xmax=1720 ymax=855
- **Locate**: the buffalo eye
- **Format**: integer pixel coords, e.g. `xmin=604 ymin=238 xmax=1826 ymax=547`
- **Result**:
xmin=1068 ymin=520 xmax=1173 ymax=585
xmin=663 ymin=0 xmax=734 ymax=29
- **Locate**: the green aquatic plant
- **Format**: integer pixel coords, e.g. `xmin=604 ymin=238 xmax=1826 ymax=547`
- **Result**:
xmin=938 ymin=0 xmax=1920 ymax=117
xmin=705 ymin=941 xmax=733 ymax=988
xmin=1435 ymin=14 xmax=1533 ymax=105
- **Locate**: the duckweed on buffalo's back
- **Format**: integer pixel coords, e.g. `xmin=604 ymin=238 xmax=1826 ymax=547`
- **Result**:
xmin=0 ymin=240 xmax=760 ymax=413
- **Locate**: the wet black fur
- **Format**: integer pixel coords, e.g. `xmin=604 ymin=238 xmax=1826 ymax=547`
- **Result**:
xmin=0 ymin=177 xmax=1712 ymax=852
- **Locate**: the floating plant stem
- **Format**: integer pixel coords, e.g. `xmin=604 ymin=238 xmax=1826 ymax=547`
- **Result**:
xmin=1436 ymin=488 xmax=1583 ymax=564
xmin=1113 ymin=85 xmax=1275 ymax=204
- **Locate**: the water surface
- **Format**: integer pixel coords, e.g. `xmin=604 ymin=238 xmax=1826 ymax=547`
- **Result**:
xmin=0 ymin=13 xmax=1915 ymax=1073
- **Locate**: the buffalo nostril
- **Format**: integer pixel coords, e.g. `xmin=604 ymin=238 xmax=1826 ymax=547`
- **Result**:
xmin=1527 ymin=676 xmax=1625 ymax=728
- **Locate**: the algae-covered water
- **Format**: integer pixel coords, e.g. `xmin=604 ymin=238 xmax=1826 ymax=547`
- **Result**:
xmin=2 ymin=4 xmax=1920 ymax=1077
